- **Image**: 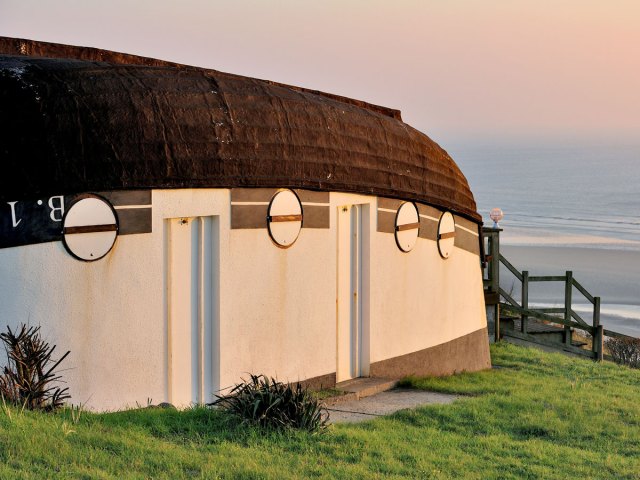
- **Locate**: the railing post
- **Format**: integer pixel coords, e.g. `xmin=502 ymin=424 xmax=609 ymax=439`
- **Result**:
xmin=521 ymin=271 xmax=529 ymax=334
xmin=490 ymin=231 xmax=500 ymax=294
xmin=594 ymin=325 xmax=604 ymax=361
xmin=491 ymin=230 xmax=501 ymax=342
xmin=564 ymin=271 xmax=573 ymax=345
xmin=593 ymin=296 xmax=602 ymax=361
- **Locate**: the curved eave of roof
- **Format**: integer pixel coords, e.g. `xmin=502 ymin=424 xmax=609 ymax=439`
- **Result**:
xmin=0 ymin=37 xmax=481 ymax=223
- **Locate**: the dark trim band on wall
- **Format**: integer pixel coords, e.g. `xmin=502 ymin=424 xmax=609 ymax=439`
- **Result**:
xmin=230 ymin=188 xmax=274 ymax=229
xmin=230 ymin=204 xmax=269 ymax=229
xmin=98 ymin=190 xmax=152 ymax=235
xmin=295 ymin=190 xmax=329 ymax=204
xmin=296 ymin=190 xmax=330 ymax=229
xmin=377 ymin=197 xmax=402 ymax=233
xmin=417 ymin=203 xmax=440 ymax=241
xmin=454 ymin=216 xmax=481 ymax=256
xmin=378 ymin=197 xmax=481 ymax=256
xmin=230 ymin=188 xmax=277 ymax=203
xmin=301 ymin=206 xmax=330 ymax=228
xmin=114 ymin=208 xmax=153 ymax=235
xmin=231 ymin=188 xmax=330 ymax=230
xmin=0 ymin=189 xmax=152 ymax=249
xmin=97 ymin=190 xmax=151 ymax=207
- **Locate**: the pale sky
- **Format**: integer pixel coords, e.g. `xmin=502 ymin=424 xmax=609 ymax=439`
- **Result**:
xmin=1 ymin=0 xmax=638 ymax=144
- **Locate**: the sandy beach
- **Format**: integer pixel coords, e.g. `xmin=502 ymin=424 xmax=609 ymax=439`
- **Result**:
xmin=501 ymin=245 xmax=640 ymax=337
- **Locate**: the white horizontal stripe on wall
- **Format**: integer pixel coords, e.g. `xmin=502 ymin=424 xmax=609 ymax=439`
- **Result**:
xmin=456 ymin=224 xmax=479 ymax=237
xmin=419 ymin=214 xmax=439 ymax=222
xmin=113 ymin=205 xmax=153 ymax=210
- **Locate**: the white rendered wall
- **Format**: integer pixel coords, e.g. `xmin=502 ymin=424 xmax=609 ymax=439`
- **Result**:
xmin=0 ymin=189 xmax=486 ymax=411
xmin=220 ymin=227 xmax=334 ymax=391
xmin=0 ymin=189 xmax=230 ymax=410
xmin=0 ymin=221 xmax=167 ymax=410
xmin=330 ymin=193 xmax=486 ymax=368
xmin=369 ymin=225 xmax=486 ymax=364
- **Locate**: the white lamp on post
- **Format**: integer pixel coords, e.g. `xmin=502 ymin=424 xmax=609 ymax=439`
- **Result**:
xmin=490 ymin=208 xmax=504 ymax=228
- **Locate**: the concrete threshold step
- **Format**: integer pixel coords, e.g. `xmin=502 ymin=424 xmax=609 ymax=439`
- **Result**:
xmin=323 ymin=377 xmax=398 ymax=406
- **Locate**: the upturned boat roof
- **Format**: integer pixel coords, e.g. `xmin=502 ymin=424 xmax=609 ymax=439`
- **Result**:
xmin=0 ymin=36 xmax=480 ymax=222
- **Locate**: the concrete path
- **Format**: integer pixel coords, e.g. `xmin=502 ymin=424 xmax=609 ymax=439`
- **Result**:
xmin=326 ymin=388 xmax=459 ymax=424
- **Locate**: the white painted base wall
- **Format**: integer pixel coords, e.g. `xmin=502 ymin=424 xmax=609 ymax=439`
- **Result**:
xmin=0 ymin=189 xmax=487 ymax=410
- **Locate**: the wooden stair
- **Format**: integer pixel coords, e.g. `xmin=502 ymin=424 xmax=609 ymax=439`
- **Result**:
xmin=501 ymin=315 xmax=588 ymax=348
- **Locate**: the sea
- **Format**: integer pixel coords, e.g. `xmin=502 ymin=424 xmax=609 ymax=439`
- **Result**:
xmin=444 ymin=138 xmax=640 ymax=336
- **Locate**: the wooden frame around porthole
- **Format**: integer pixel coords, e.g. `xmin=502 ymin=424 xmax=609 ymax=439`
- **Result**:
xmin=61 ymin=193 xmax=119 ymax=262
xmin=394 ymin=201 xmax=420 ymax=253
xmin=437 ymin=211 xmax=456 ymax=259
xmin=266 ymin=189 xmax=303 ymax=249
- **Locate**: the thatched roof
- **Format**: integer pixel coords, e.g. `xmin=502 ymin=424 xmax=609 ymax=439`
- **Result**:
xmin=0 ymin=37 xmax=480 ymax=222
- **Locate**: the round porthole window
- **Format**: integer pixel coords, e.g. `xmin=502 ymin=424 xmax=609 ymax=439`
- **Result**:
xmin=395 ymin=202 xmax=420 ymax=252
xmin=62 ymin=194 xmax=119 ymax=261
xmin=267 ymin=189 xmax=303 ymax=248
xmin=437 ymin=211 xmax=456 ymax=259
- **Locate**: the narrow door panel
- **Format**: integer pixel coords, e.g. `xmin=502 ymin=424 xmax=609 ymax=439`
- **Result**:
xmin=166 ymin=217 xmax=219 ymax=406
xmin=337 ymin=205 xmax=369 ymax=382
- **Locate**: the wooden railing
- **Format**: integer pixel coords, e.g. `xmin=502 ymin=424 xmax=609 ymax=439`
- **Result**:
xmin=499 ymin=260 xmax=604 ymax=360
xmin=482 ymin=227 xmax=636 ymax=361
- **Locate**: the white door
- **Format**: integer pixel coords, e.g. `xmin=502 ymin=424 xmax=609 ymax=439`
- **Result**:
xmin=166 ymin=216 xmax=219 ymax=407
xmin=336 ymin=205 xmax=369 ymax=382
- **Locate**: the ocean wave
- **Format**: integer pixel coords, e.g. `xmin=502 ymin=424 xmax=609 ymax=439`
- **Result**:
xmin=509 ymin=212 xmax=640 ymax=228
xmin=499 ymin=231 xmax=640 ymax=251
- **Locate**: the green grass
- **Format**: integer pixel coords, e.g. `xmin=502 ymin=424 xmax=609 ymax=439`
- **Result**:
xmin=1 ymin=342 xmax=640 ymax=479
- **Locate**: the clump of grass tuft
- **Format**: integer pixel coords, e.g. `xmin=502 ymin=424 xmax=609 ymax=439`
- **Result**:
xmin=210 ymin=374 xmax=329 ymax=433
xmin=0 ymin=323 xmax=70 ymax=411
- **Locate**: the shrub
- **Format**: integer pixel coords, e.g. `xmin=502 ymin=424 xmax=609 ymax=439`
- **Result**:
xmin=210 ymin=374 xmax=329 ymax=432
xmin=605 ymin=336 xmax=640 ymax=369
xmin=0 ymin=324 xmax=70 ymax=411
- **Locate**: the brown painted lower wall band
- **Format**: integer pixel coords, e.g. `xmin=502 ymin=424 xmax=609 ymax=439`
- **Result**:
xmin=369 ymin=327 xmax=491 ymax=378
xmin=296 ymin=372 xmax=337 ymax=391
xmin=294 ymin=328 xmax=490 ymax=390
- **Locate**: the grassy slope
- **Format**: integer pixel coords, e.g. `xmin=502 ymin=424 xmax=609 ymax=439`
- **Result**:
xmin=1 ymin=343 xmax=639 ymax=479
